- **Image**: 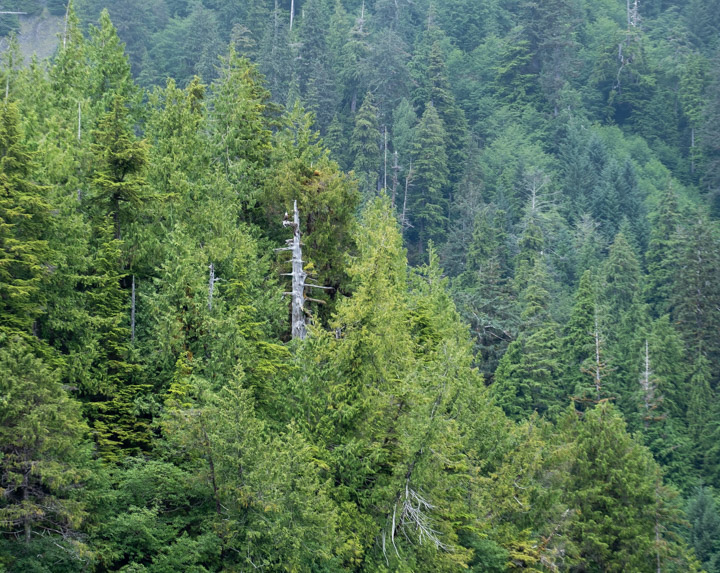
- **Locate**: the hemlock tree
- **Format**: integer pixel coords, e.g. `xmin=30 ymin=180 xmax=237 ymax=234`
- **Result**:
xmin=646 ymin=183 xmax=681 ymax=317
xmin=561 ymin=402 xmax=701 ymax=572
xmin=0 ymin=336 xmax=91 ymax=569
xmin=562 ymin=270 xmax=610 ymax=408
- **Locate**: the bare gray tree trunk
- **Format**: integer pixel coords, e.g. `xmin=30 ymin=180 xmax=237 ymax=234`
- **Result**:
xmin=383 ymin=126 xmax=388 ymax=191
xmin=277 ymin=201 xmax=332 ymax=340
xmin=593 ymin=310 xmax=602 ymax=398
xmin=401 ymin=163 xmax=412 ymax=234
xmin=391 ymin=151 xmax=399 ymax=208
xmin=282 ymin=201 xmax=307 ymax=340
xmin=63 ymin=1 xmax=70 ymax=49
xmin=131 ymin=275 xmax=136 ymax=342
xmin=208 ymin=263 xmax=220 ymax=311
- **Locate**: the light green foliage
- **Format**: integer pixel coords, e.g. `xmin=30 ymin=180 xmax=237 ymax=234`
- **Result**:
xmin=207 ymin=50 xmax=274 ymax=211
xmin=86 ymin=10 xmax=136 ymax=112
xmin=287 ymin=199 xmax=491 ymax=569
xmin=0 ymin=101 xmax=49 ymax=340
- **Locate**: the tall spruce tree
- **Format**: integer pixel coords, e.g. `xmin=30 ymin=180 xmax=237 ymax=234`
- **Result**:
xmin=409 ymin=102 xmax=449 ymax=257
xmin=350 ymin=91 xmax=381 ymax=196
xmin=492 ymin=256 xmax=562 ymax=419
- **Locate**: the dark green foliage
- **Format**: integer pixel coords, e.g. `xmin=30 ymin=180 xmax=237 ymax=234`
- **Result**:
xmin=562 ymin=403 xmax=699 ymax=572
xmin=672 ymin=212 xmax=720 ymax=375
xmin=89 ymin=95 xmax=148 ymax=239
xmin=493 ymin=257 xmax=562 ymax=419
xmin=686 ymin=487 xmax=720 ymax=572
xmin=409 ymin=102 xmax=449 ymax=257
xmin=0 ymin=335 xmax=90 ymax=564
xmin=350 ymin=90 xmax=380 ymax=196
xmin=646 ymin=183 xmax=682 ymax=316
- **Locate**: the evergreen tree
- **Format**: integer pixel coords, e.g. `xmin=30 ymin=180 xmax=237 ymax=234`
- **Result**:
xmin=257 ymin=0 xmax=293 ymax=105
xmin=162 ymin=370 xmax=340 ymax=570
xmin=208 ymin=49 xmax=274 ymax=214
xmin=339 ymin=6 xmax=371 ymax=113
xmin=391 ymin=96 xmax=417 ymax=180
xmin=324 ymin=112 xmax=348 ymax=168
xmin=453 ymin=205 xmax=517 ymax=379
xmin=0 ymin=336 xmax=90 ymax=563
xmin=634 ymin=317 xmax=693 ymax=485
xmin=646 ymin=183 xmax=682 ymax=316
xmin=89 ymin=94 xmax=149 ymax=240
xmin=409 ymin=102 xmax=449 ymax=257
xmin=295 ymin=0 xmax=336 ymax=129
xmin=563 ymin=270 xmax=612 ymax=407
xmin=82 ymin=219 xmax=148 ymax=461
xmin=367 ymin=28 xmax=411 ymax=124
xmin=292 ymin=198 xmax=485 ymax=569
xmin=687 ymin=353 xmax=713 ymax=447
xmin=600 ymin=230 xmax=645 ymax=413
xmin=686 ymin=487 xmax=720 ymax=573
xmin=562 ymin=403 xmax=699 ymax=572
xmin=0 ymin=101 xmax=50 ymax=341
xmin=492 ymin=257 xmax=562 ymax=419
xmin=86 ymin=10 xmax=136 ymax=112
xmin=672 ymin=212 xmax=720 ymax=375
xmin=350 ymin=91 xmax=381 ymax=196
xmin=425 ymin=41 xmax=468 ymax=184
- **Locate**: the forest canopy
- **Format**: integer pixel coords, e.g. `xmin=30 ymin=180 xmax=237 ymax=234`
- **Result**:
xmin=1 ymin=0 xmax=720 ymax=571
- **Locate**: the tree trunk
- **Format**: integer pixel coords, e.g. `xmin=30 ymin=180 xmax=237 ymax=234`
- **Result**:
xmin=283 ymin=201 xmax=307 ymax=340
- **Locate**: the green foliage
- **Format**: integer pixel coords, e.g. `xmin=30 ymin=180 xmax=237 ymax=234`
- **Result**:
xmin=0 ymin=335 xmax=91 ymax=564
xmin=493 ymin=257 xmax=562 ymax=419
xmin=0 ymin=2 xmax=719 ymax=570
xmin=350 ymin=91 xmax=381 ymax=196
xmin=686 ymin=487 xmax=720 ymax=572
xmin=409 ymin=102 xmax=449 ymax=256
xmin=89 ymin=95 xmax=148 ymax=239
xmin=561 ymin=403 xmax=698 ymax=572
xmin=0 ymin=101 xmax=49 ymax=340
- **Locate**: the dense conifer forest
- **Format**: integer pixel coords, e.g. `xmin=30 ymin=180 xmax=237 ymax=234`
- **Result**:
xmin=1 ymin=0 xmax=720 ymax=570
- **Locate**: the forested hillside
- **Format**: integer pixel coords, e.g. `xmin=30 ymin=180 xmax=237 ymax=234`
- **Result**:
xmin=1 ymin=0 xmax=720 ymax=571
